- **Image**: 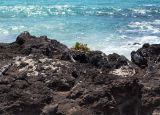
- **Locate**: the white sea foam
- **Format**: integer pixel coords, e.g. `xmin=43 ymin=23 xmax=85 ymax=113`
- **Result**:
xmin=132 ymin=9 xmax=147 ymax=14
xmin=126 ymin=20 xmax=160 ymax=35
xmin=89 ymin=19 xmax=160 ymax=59
xmin=107 ymin=20 xmax=160 ymax=59
xmin=0 ymin=5 xmax=158 ymax=17
xmin=99 ymin=35 xmax=160 ymax=60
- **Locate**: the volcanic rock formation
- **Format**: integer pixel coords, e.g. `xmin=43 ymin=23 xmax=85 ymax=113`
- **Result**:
xmin=0 ymin=32 xmax=159 ymax=115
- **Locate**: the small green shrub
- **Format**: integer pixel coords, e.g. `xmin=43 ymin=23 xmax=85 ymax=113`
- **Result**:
xmin=73 ymin=42 xmax=90 ymax=52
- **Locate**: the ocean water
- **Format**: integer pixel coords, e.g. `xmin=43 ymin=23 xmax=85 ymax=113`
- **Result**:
xmin=0 ymin=0 xmax=160 ymax=58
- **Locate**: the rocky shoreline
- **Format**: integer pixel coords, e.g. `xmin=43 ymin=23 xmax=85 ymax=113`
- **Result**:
xmin=0 ymin=32 xmax=159 ymax=115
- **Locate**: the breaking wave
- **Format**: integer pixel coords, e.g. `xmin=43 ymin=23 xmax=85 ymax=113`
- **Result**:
xmin=0 ymin=5 xmax=160 ymax=18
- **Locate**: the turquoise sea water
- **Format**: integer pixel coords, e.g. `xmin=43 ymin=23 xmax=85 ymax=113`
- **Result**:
xmin=0 ymin=0 xmax=160 ymax=58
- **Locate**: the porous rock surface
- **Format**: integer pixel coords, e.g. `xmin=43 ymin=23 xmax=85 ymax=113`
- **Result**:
xmin=0 ymin=32 xmax=159 ymax=115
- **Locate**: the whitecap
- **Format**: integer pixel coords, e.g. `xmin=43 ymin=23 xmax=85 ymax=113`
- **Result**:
xmin=124 ymin=20 xmax=160 ymax=36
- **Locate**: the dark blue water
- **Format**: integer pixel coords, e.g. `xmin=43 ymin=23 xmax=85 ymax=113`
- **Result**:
xmin=0 ymin=0 xmax=160 ymax=58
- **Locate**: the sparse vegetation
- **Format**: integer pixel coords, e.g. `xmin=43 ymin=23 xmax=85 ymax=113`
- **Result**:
xmin=73 ymin=42 xmax=90 ymax=52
